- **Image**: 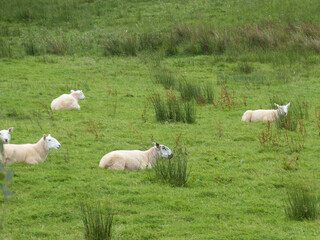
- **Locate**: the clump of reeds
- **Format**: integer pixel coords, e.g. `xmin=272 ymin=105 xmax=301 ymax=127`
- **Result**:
xmin=80 ymin=201 xmax=114 ymax=240
xmin=149 ymin=93 xmax=196 ymax=124
xmin=153 ymin=153 xmax=190 ymax=187
xmin=179 ymin=80 xmax=214 ymax=105
xmin=284 ymin=184 xmax=319 ymax=221
xmin=153 ymin=67 xmax=177 ymax=90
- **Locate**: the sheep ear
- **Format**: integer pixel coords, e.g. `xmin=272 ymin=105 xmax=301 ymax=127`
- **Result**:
xmin=287 ymin=102 xmax=290 ymax=107
xmin=70 ymin=90 xmax=74 ymax=93
xmin=43 ymin=134 xmax=47 ymax=140
xmin=153 ymin=142 xmax=160 ymax=148
xmin=8 ymin=127 xmax=13 ymax=132
xmin=274 ymin=103 xmax=279 ymax=108
xmin=48 ymin=134 xmax=51 ymax=137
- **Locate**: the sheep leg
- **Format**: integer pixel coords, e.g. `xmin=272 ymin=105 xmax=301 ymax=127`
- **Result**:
xmin=72 ymin=103 xmax=80 ymax=110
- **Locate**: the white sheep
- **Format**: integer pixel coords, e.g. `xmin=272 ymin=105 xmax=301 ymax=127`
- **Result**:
xmin=99 ymin=142 xmax=173 ymax=171
xmin=241 ymin=103 xmax=290 ymax=122
xmin=0 ymin=127 xmax=13 ymax=144
xmin=51 ymin=90 xmax=85 ymax=110
xmin=0 ymin=134 xmax=61 ymax=164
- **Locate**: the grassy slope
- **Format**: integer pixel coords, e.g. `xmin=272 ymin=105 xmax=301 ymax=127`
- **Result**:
xmin=0 ymin=0 xmax=320 ymax=239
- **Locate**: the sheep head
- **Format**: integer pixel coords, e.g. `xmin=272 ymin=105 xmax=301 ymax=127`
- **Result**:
xmin=43 ymin=134 xmax=61 ymax=150
xmin=0 ymin=127 xmax=13 ymax=144
xmin=71 ymin=90 xmax=85 ymax=100
xmin=153 ymin=142 xmax=173 ymax=159
xmin=275 ymin=103 xmax=290 ymax=116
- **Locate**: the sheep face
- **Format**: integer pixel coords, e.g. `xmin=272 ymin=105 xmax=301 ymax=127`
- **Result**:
xmin=275 ymin=103 xmax=290 ymax=116
xmin=0 ymin=127 xmax=13 ymax=144
xmin=154 ymin=143 xmax=173 ymax=159
xmin=44 ymin=134 xmax=61 ymax=150
xmin=71 ymin=90 xmax=85 ymax=100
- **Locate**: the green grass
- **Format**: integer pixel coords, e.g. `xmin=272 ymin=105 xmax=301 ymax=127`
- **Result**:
xmin=0 ymin=0 xmax=320 ymax=60
xmin=0 ymin=0 xmax=320 ymax=239
xmin=0 ymin=54 xmax=319 ymax=239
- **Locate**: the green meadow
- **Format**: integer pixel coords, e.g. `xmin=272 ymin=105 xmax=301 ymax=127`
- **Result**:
xmin=0 ymin=0 xmax=320 ymax=239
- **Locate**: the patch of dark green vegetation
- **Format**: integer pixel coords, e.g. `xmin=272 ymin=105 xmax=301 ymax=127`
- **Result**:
xmin=150 ymin=93 xmax=196 ymax=124
xmin=284 ymin=183 xmax=319 ymax=221
xmin=80 ymin=201 xmax=114 ymax=240
xmin=153 ymin=153 xmax=190 ymax=187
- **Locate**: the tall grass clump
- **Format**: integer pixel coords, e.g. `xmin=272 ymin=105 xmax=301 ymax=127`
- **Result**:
xmin=149 ymin=93 xmax=196 ymax=123
xmin=167 ymin=92 xmax=184 ymax=122
xmin=45 ymin=34 xmax=72 ymax=55
xmin=237 ymin=62 xmax=254 ymax=74
xmin=153 ymin=67 xmax=177 ymax=90
xmin=202 ymin=81 xmax=215 ymax=104
xmin=179 ymin=80 xmax=203 ymax=103
xmin=22 ymin=33 xmax=45 ymax=56
xmin=153 ymin=153 xmax=190 ymax=187
xmin=150 ymin=94 xmax=168 ymax=122
xmin=184 ymin=100 xmax=196 ymax=124
xmin=153 ymin=67 xmax=214 ymax=104
xmin=0 ymin=38 xmax=12 ymax=58
xmin=104 ymin=34 xmax=137 ymax=56
xmin=138 ymin=32 xmax=164 ymax=51
xmin=80 ymin=201 xmax=114 ymax=240
xmin=284 ymin=184 xmax=319 ymax=221
xmin=182 ymin=25 xmax=227 ymax=55
xmin=270 ymin=97 xmax=310 ymax=131
xmin=178 ymin=80 xmax=215 ymax=105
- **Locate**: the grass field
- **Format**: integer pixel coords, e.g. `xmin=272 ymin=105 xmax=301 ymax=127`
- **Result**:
xmin=0 ymin=0 xmax=320 ymax=239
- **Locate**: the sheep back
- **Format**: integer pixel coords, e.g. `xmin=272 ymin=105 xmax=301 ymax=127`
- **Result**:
xmin=51 ymin=94 xmax=79 ymax=110
xmin=242 ymin=110 xmax=279 ymax=122
xmin=1 ymin=144 xmax=44 ymax=164
xmin=99 ymin=150 xmax=149 ymax=171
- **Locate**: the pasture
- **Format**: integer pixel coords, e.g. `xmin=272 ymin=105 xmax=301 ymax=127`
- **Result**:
xmin=0 ymin=0 xmax=320 ymax=239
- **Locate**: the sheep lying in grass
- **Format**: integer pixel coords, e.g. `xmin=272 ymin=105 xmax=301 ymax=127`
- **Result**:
xmin=0 ymin=127 xmax=13 ymax=144
xmin=51 ymin=90 xmax=85 ymax=110
xmin=241 ymin=103 xmax=290 ymax=122
xmin=99 ymin=143 xmax=173 ymax=171
xmin=0 ymin=134 xmax=61 ymax=164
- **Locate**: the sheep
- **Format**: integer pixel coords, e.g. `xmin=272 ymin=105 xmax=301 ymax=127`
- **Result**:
xmin=241 ymin=103 xmax=290 ymax=122
xmin=99 ymin=142 xmax=173 ymax=171
xmin=0 ymin=127 xmax=13 ymax=144
xmin=0 ymin=134 xmax=61 ymax=164
xmin=51 ymin=90 xmax=85 ymax=110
